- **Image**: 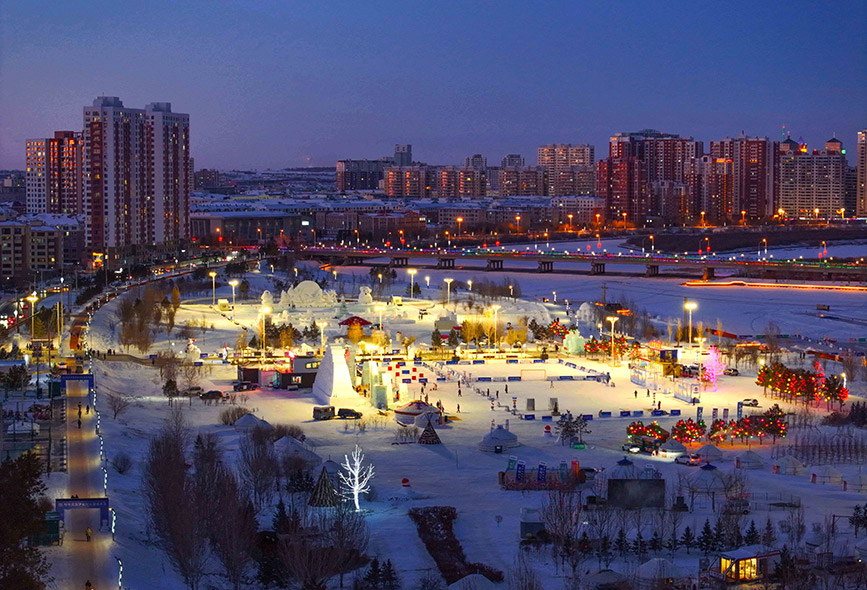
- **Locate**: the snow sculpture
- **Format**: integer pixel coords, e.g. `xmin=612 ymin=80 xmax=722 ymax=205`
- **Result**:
xmin=185 ymin=342 xmax=202 ymax=361
xmin=358 ymin=286 xmax=373 ymax=305
xmin=311 ymin=345 xmax=358 ymax=405
xmin=563 ymin=331 xmax=585 ymax=354
xmin=279 ymin=289 xmax=291 ymax=308
xmin=261 ymin=290 xmax=274 ymax=309
xmin=287 ymin=280 xmax=339 ymax=308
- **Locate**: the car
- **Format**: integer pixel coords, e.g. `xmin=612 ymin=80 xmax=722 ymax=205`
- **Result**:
xmin=183 ymin=386 xmax=204 ymax=397
xmin=622 ymin=443 xmax=641 ymax=454
xmin=199 ymin=390 xmax=224 ymax=400
xmin=742 ymin=399 xmax=759 ymax=407
xmin=724 ymin=368 xmax=739 ymax=376
xmin=338 ymin=408 xmax=363 ymax=419
xmin=723 ymin=499 xmax=750 ymax=515
xmin=675 ymin=453 xmax=702 ymax=466
xmin=232 ymin=381 xmax=258 ymax=392
xmin=580 ymin=467 xmax=604 ymax=480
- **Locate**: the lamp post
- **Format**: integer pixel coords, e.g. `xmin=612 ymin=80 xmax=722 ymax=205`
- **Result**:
xmin=515 ymin=215 xmax=521 ymax=235
xmin=650 ymin=235 xmax=655 ymax=253
xmin=741 ymin=210 xmax=746 ymax=226
xmin=552 ymin=290 xmax=557 ymax=303
xmin=26 ymin=293 xmax=38 ymax=350
xmin=425 ymin=275 xmax=430 ymax=288
xmin=490 ymin=304 xmax=501 ymax=351
xmin=228 ymin=279 xmax=238 ymax=318
xmin=316 ymin=320 xmax=327 ymax=354
xmin=700 ymin=211 xmax=706 ymax=228
xmin=408 ymin=268 xmax=417 ymax=298
xmin=457 ymin=217 xmax=463 ymax=237
xmin=209 ymin=271 xmax=217 ymax=306
xmin=606 ymin=316 xmax=618 ymax=365
xmin=467 ymin=280 xmax=472 ymax=292
xmin=444 ymin=278 xmax=453 ymax=307
xmin=684 ymin=301 xmax=697 ymax=346
xmin=621 ymin=212 xmax=627 ymax=228
xmin=567 ymin=214 xmax=573 ymax=232
xmin=509 ymin=284 xmax=513 ymax=298
xmin=260 ymin=306 xmax=271 ymax=358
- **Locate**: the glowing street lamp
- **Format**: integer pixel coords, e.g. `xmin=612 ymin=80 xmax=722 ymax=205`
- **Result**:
xmin=606 ymin=316 xmax=619 ymax=365
xmin=567 ymin=214 xmax=573 ymax=232
xmin=315 ymin=320 xmax=328 ymax=353
xmin=456 ymin=217 xmax=463 ymax=237
xmin=509 ymin=284 xmax=513 ymax=298
xmin=552 ymin=290 xmax=557 ymax=303
xmin=26 ymin=293 xmax=38 ymax=346
xmin=650 ymin=235 xmax=655 ymax=252
xmin=378 ymin=273 xmax=383 ymax=284
xmin=209 ymin=271 xmax=217 ymax=305
xmin=467 ymin=280 xmax=473 ymax=292
xmin=515 ymin=215 xmax=521 ymax=234
xmin=621 ymin=212 xmax=627 ymax=227
xmin=228 ymin=279 xmax=239 ymax=318
xmin=444 ymin=278 xmax=454 ymax=306
xmin=408 ymin=268 xmax=417 ymax=297
xmin=741 ymin=210 xmax=746 ymax=226
xmin=260 ymin=306 xmax=271 ymax=357
xmin=424 ymin=275 xmax=430 ymax=288
xmin=684 ymin=301 xmax=697 ymax=345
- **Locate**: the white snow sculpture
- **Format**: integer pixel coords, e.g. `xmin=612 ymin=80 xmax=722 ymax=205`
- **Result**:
xmin=288 ymin=281 xmax=339 ymax=308
xmin=279 ymin=289 xmax=291 ymax=308
xmin=185 ymin=343 xmax=202 ymax=361
xmin=358 ymin=286 xmax=373 ymax=305
xmin=261 ymin=290 xmax=274 ymax=309
xmin=311 ymin=345 xmax=358 ymax=405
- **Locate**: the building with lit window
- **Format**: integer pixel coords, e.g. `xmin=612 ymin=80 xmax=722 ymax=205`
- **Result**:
xmin=778 ymin=139 xmax=846 ymax=218
xmin=25 ymin=131 xmax=84 ymax=215
xmin=857 ymin=129 xmax=867 ymax=216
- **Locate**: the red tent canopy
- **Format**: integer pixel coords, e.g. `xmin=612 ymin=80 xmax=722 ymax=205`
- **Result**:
xmin=338 ymin=316 xmax=372 ymax=326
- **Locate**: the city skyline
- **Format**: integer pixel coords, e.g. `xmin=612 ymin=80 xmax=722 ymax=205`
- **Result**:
xmin=1 ymin=1 xmax=865 ymax=170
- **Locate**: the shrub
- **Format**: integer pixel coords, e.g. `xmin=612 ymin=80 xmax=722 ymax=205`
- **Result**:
xmin=271 ymin=423 xmax=304 ymax=441
xmin=112 ymin=451 xmax=133 ymax=474
xmin=220 ymin=406 xmax=251 ymax=425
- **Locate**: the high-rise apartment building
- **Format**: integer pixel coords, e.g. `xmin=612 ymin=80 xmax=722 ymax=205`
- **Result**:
xmin=710 ymin=135 xmax=779 ymax=219
xmin=501 ymin=154 xmax=525 ymax=168
xmin=463 ymin=154 xmax=487 ymax=169
xmin=25 ymin=131 xmax=84 ymax=214
xmin=537 ymin=144 xmax=595 ymax=196
xmin=384 ymin=166 xmax=432 ymax=198
xmin=394 ymin=144 xmax=412 ymax=167
xmin=778 ymin=140 xmax=846 ymax=218
xmin=336 ymin=159 xmax=389 ymax=191
xmin=194 ymin=168 xmax=222 ymax=190
xmin=857 ymin=130 xmax=867 ymax=216
xmin=499 ymin=167 xmax=546 ymax=197
xmin=82 ymin=97 xmax=190 ymax=250
xmin=0 ymin=220 xmax=64 ymax=285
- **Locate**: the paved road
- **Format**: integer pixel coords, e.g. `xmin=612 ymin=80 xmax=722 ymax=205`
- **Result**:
xmin=64 ymin=380 xmax=112 ymax=590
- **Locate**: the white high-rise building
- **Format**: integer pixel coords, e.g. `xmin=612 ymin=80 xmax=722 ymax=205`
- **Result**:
xmin=82 ymin=97 xmax=190 ymax=250
xmin=857 ymin=130 xmax=867 ymax=216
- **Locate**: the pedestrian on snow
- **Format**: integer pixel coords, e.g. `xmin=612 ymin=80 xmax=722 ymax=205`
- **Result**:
xmin=658 ymin=401 xmax=662 ymax=410
xmin=457 ymin=404 xmax=461 ymax=413
xmin=77 ymin=419 xmax=81 ymax=429
xmin=505 ymin=384 xmax=509 ymax=394
xmin=85 ymin=527 xmax=92 ymax=541
xmin=550 ymin=380 xmax=554 ymax=388
xmin=634 ymin=390 xmax=638 ymax=398
xmin=458 ymin=388 xmax=462 ymax=397
xmin=647 ymin=390 xmax=650 ymax=397
xmin=86 ymin=405 xmax=89 ymax=414
xmin=496 ymin=390 xmax=499 ymax=399
xmin=78 ymin=408 xmax=82 ymax=418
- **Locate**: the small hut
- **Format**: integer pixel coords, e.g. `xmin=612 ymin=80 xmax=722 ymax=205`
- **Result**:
xmin=478 ymin=425 xmax=520 ymax=452
xmin=234 ymin=413 xmax=270 ymax=431
xmin=608 ymin=457 xmax=640 ymax=480
xmin=845 ymin=473 xmax=867 ymax=493
xmin=634 ymin=558 xmax=688 ymax=590
xmin=308 ymin=466 xmax=340 ymax=507
xmin=658 ymin=439 xmax=687 ymax=458
xmin=273 ymin=436 xmax=321 ymax=468
xmin=736 ymin=450 xmax=764 ymax=470
xmin=394 ymin=400 xmax=441 ymax=425
xmin=811 ymin=465 xmax=843 ymax=485
xmin=775 ymin=455 xmax=805 ymax=476
xmin=418 ymin=419 xmax=442 ymax=445
xmin=696 ymin=443 xmax=724 ymax=463
xmin=716 ymin=545 xmax=780 ymax=583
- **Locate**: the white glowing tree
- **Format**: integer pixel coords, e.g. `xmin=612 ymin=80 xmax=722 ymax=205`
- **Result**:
xmin=339 ymin=444 xmax=375 ymax=511
xmin=703 ymin=346 xmax=725 ymax=391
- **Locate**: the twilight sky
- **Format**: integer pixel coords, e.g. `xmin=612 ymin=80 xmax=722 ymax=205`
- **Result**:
xmin=1 ymin=1 xmax=865 ymax=170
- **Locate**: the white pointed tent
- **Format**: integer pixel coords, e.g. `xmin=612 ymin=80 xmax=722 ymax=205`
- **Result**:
xmin=736 ymin=450 xmax=764 ymax=470
xmin=659 ymin=438 xmax=687 ymax=458
xmin=776 ymin=455 xmax=805 ymax=475
xmin=311 ymin=345 xmax=359 ymax=406
xmin=697 ymin=443 xmax=724 ymax=463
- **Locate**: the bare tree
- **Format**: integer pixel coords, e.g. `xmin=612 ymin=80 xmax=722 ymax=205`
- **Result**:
xmin=106 ymin=392 xmax=132 ymax=419
xmin=276 ymin=538 xmax=341 ymax=590
xmin=211 ymin=467 xmax=257 ymax=590
xmin=180 ymin=363 xmax=203 ymax=395
xmin=324 ymin=501 xmax=369 ymax=588
xmin=156 ymin=350 xmax=180 ymax=383
xmin=239 ymin=432 xmax=279 ymax=510
xmin=508 ymin=551 xmax=543 ymax=590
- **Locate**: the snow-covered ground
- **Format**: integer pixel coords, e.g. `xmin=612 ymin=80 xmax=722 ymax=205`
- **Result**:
xmin=65 ymin=261 xmax=865 ymax=589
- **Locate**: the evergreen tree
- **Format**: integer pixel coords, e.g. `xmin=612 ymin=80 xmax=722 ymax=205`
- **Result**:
xmin=363 ymin=559 xmax=382 ymax=588
xmin=380 ymin=559 xmax=399 ymax=590
xmin=775 ymin=545 xmax=796 ymax=584
xmin=447 ymin=328 xmax=460 ymax=348
xmin=681 ymin=526 xmax=695 ymax=554
xmin=430 ymin=329 xmax=443 ymax=350
xmin=0 ymin=453 xmax=50 ymax=588
xmin=761 ymin=518 xmax=777 ymax=548
xmin=698 ymin=519 xmax=715 ymax=555
xmin=712 ymin=518 xmax=726 ymax=551
xmin=615 ymin=528 xmax=628 ymax=556
xmin=632 ymin=531 xmax=645 ymax=556
xmin=597 ymin=535 xmax=612 ymax=565
xmin=649 ymin=530 xmax=663 ymax=554
xmin=850 ymin=505 xmax=864 ymax=536
xmin=744 ymin=520 xmax=760 ymax=545
xmin=272 ymin=500 xmax=290 ymax=534
xmin=665 ymin=532 xmax=679 ymax=553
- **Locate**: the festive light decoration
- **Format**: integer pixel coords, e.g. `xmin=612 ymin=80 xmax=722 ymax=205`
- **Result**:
xmin=547 ymin=319 xmax=569 ymax=339
xmin=671 ymin=418 xmax=706 ymax=443
xmin=585 ymin=335 xmax=631 ymax=357
xmin=756 ymin=362 xmax=848 ymax=408
xmin=338 ymin=444 xmax=375 ymax=511
xmin=701 ymin=346 xmax=725 ymax=390
xmin=626 ymin=421 xmax=668 ymax=440
xmin=707 ymin=419 xmax=730 ymax=443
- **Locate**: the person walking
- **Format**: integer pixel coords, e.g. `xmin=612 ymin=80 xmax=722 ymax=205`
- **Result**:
xmin=86 ymin=405 xmax=90 ymax=414
xmin=85 ymin=527 xmax=92 ymax=542
xmin=456 ymin=403 xmax=461 ymax=413
xmin=77 ymin=418 xmax=82 ymax=429
xmin=634 ymin=390 xmax=638 ymax=399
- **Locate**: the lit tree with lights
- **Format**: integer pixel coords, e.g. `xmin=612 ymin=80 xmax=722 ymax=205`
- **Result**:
xmin=671 ymin=418 xmax=706 ymax=443
xmin=701 ymin=346 xmax=725 ymax=391
xmin=707 ymin=419 xmax=730 ymax=444
xmin=339 ymin=444 xmax=375 ymax=512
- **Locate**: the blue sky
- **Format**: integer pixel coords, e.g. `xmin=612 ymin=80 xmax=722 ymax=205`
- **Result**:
xmin=1 ymin=0 xmax=865 ymax=169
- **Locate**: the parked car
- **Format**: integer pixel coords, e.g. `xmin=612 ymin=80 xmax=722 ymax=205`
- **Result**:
xmin=338 ymin=408 xmax=363 ymax=419
xmin=183 ymin=386 xmax=204 ymax=397
xmin=674 ymin=453 xmax=702 ymax=466
xmin=313 ymin=406 xmax=335 ymax=420
xmin=742 ymin=398 xmax=759 ymax=407
xmin=580 ymin=467 xmax=604 ymax=479
xmin=199 ymin=390 xmax=224 ymax=400
xmin=232 ymin=381 xmax=258 ymax=392
xmin=622 ymin=443 xmax=641 ymax=454
xmin=724 ymin=368 xmax=739 ymax=376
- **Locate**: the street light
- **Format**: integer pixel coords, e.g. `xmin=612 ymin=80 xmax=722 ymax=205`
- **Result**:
xmin=741 ymin=210 xmax=746 ymax=226
xmin=567 ymin=214 xmax=573 ymax=232
xmin=408 ymin=268 xmax=417 ymax=297
xmin=378 ymin=273 xmax=382 ymax=284
xmin=315 ymin=320 xmax=328 ymax=353
xmin=209 ymin=271 xmax=217 ymax=306
xmin=425 ymin=275 xmax=430 ymax=288
xmin=26 ymin=293 xmax=38 ymax=348
xmin=490 ymin=304 xmax=501 ymax=351
xmin=606 ymin=316 xmax=619 ymax=365
xmin=515 ymin=215 xmax=521 ymax=234
xmin=467 ymin=280 xmax=473 ymax=292
xmin=700 ymin=211 xmax=706 ymax=228
xmin=457 ymin=217 xmax=463 ymax=237
xmin=444 ymin=278 xmax=453 ymax=306
xmin=650 ymin=235 xmax=655 ymax=252
xmin=621 ymin=212 xmax=627 ymax=227
xmin=509 ymin=284 xmax=513 ymax=297
xmin=260 ymin=306 xmax=271 ymax=357
xmin=684 ymin=301 xmax=697 ymax=345
xmin=228 ymin=279 xmax=238 ymax=318
xmin=552 ymin=290 xmax=557 ymax=303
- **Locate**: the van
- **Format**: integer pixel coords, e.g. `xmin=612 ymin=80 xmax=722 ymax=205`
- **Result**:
xmin=313 ymin=406 xmax=335 ymax=420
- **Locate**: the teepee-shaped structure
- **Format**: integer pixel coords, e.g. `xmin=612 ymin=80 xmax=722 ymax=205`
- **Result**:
xmin=308 ymin=466 xmax=340 ymax=507
xmin=312 ymin=345 xmax=358 ymax=406
xmin=418 ymin=418 xmax=442 ymax=445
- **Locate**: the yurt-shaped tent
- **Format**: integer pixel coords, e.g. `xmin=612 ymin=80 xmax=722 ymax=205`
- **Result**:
xmin=634 ymin=558 xmax=688 ymax=590
xmin=811 ymin=465 xmax=843 ymax=485
xmin=234 ymin=413 xmax=270 ymax=431
xmin=845 ymin=473 xmax=867 ymax=493
xmin=687 ymin=464 xmax=729 ymax=510
xmin=448 ymin=574 xmax=499 ymax=590
xmin=696 ymin=443 xmax=724 ymax=463
xmin=608 ymin=457 xmax=641 ymax=480
xmin=776 ymin=455 xmax=805 ymax=476
xmin=658 ymin=439 xmax=687 ymax=458
xmin=478 ymin=425 xmax=520 ymax=452
xmin=582 ymin=569 xmax=631 ymax=590
xmin=736 ymin=450 xmax=765 ymax=470
xmin=394 ymin=400 xmax=441 ymax=425
xmin=273 ymin=436 xmax=321 ymax=467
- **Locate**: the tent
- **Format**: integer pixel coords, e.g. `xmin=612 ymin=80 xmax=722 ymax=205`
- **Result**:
xmin=736 ymin=450 xmax=764 ymax=470
xmin=308 ymin=466 xmax=340 ymax=507
xmin=448 ymin=574 xmax=499 ymax=590
xmin=811 ymin=465 xmax=843 ymax=485
xmin=394 ymin=400 xmax=441 ymax=425
xmin=658 ymin=439 xmax=687 ymax=458
xmin=845 ymin=473 xmax=867 ymax=493
xmin=414 ymin=411 xmax=444 ymax=428
xmin=775 ymin=455 xmax=805 ymax=476
xmin=688 ymin=464 xmax=727 ymax=492
xmin=608 ymin=457 xmax=640 ymax=480
xmin=478 ymin=425 xmax=520 ymax=452
xmin=582 ymin=569 xmax=631 ymax=590
xmin=418 ymin=419 xmax=442 ymax=445
xmin=696 ymin=443 xmax=724 ymax=463
xmin=273 ymin=436 xmax=321 ymax=467
xmin=634 ymin=558 xmax=688 ymax=590
xmin=233 ymin=413 xmax=270 ymax=431
xmin=338 ymin=316 xmax=372 ymax=327
xmin=311 ymin=345 xmax=358 ymax=406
